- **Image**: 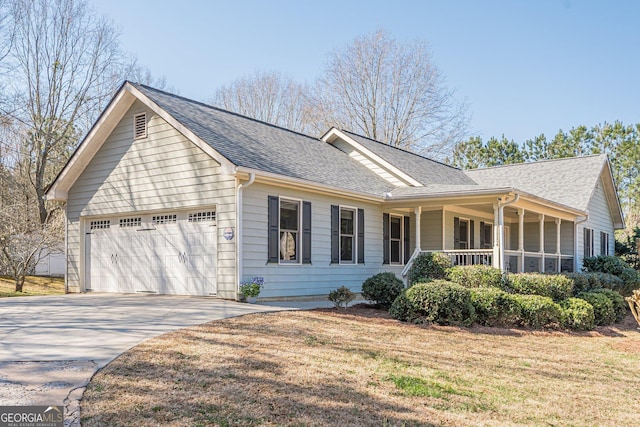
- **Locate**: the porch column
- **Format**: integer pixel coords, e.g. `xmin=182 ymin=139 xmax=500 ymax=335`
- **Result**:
xmin=492 ymin=203 xmax=500 ymax=268
xmin=415 ymin=206 xmax=422 ymax=251
xmin=539 ymin=214 xmax=545 ymax=273
xmin=441 ymin=207 xmax=446 ymax=250
xmin=556 ymin=218 xmax=562 ymax=272
xmin=518 ymin=208 xmax=525 ymax=273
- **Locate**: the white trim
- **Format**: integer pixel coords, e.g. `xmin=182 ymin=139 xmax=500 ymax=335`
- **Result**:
xmin=456 ymin=217 xmax=471 ymax=250
xmin=322 ymin=128 xmax=424 ymax=187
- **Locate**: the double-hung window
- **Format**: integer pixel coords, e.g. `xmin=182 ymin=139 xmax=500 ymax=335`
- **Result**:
xmin=340 ymin=208 xmax=356 ymax=263
xmin=331 ymin=205 xmax=364 ymax=264
xmin=389 ymin=216 xmax=403 ymax=264
xmin=383 ymin=213 xmax=410 ymax=265
xmin=584 ymin=228 xmax=594 ymax=258
xmin=454 ymin=217 xmax=474 ymax=249
xmin=268 ymin=196 xmax=311 ymax=264
xmin=600 ymin=231 xmax=609 ymax=256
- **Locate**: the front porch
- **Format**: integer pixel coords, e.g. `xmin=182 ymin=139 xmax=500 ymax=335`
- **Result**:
xmin=388 ymin=192 xmax=583 ymax=278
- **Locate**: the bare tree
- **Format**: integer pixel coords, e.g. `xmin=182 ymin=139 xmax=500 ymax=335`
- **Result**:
xmin=212 ymin=70 xmax=312 ymax=133
xmin=5 ymin=0 xmax=127 ymax=224
xmin=311 ymin=29 xmax=469 ymax=157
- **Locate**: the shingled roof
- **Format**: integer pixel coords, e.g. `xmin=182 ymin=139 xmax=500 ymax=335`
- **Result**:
xmin=133 ymin=83 xmax=395 ymax=197
xmin=465 ymin=154 xmax=609 ymax=212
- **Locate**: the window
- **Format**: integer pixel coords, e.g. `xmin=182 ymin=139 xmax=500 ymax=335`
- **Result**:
xmin=188 ymin=211 xmax=216 ymax=223
xmin=268 ymin=196 xmax=311 ymax=264
xmin=119 ymin=217 xmax=141 ymax=228
xmin=133 ymin=112 xmax=147 ymax=139
xmin=90 ymin=220 xmax=110 ymax=230
xmin=153 ymin=214 xmax=177 ymax=225
xmin=600 ymin=231 xmax=609 ymax=256
xmin=584 ymin=228 xmax=594 ymax=258
xmin=390 ymin=216 xmax=402 ymax=264
xmin=279 ymin=199 xmax=300 ymax=263
xmin=480 ymin=222 xmax=492 ymax=249
xmin=340 ymin=208 xmax=356 ymax=263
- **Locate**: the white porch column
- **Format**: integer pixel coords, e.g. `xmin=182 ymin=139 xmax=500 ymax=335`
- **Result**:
xmin=539 ymin=214 xmax=545 ymax=273
xmin=518 ymin=208 xmax=525 ymax=273
xmin=492 ymin=203 xmax=500 ymax=268
xmin=415 ymin=206 xmax=422 ymax=251
xmin=498 ymin=202 xmax=506 ymax=271
xmin=556 ymin=218 xmax=562 ymax=272
xmin=441 ymin=207 xmax=446 ymax=250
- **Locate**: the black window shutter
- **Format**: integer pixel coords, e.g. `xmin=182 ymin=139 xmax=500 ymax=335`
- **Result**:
xmin=357 ymin=208 xmax=365 ymax=264
xmin=470 ymin=220 xmax=475 ymax=249
xmin=454 ymin=217 xmax=460 ymax=249
xmin=267 ymin=196 xmax=279 ymax=263
xmin=302 ymin=201 xmax=312 ymax=264
xmin=403 ymin=216 xmax=410 ymax=264
xmin=331 ymin=205 xmax=340 ymax=264
xmin=479 ymin=221 xmax=485 ymax=248
xmin=383 ymin=213 xmax=390 ymax=264
xmin=583 ymin=228 xmax=590 ymax=258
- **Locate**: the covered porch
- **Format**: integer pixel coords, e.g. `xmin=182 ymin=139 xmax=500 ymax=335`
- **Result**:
xmin=385 ymin=191 xmax=585 ymax=278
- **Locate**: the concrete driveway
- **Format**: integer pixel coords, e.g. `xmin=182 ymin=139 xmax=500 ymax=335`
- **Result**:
xmin=0 ymin=294 xmax=291 ymax=425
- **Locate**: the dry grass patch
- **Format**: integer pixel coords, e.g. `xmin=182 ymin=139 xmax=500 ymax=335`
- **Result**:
xmin=82 ymin=306 xmax=640 ymax=426
xmin=0 ymin=275 xmax=64 ymax=297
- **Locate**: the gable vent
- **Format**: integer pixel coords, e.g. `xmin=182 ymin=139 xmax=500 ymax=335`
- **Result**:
xmin=134 ymin=112 xmax=147 ymax=139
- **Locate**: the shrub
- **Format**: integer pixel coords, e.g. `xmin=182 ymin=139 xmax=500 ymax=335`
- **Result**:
xmin=328 ymin=286 xmax=356 ymax=308
xmin=389 ymin=290 xmax=416 ymax=322
xmin=564 ymin=273 xmax=591 ymax=295
xmin=583 ymin=255 xmax=628 ymax=276
xmin=408 ymin=253 xmax=452 ymax=284
xmin=361 ymin=272 xmax=404 ymax=308
xmin=559 ymin=298 xmax=595 ymax=331
xmin=582 ymin=272 xmax=603 ymax=291
xmin=619 ymin=268 xmax=640 ymax=296
xmin=469 ymin=287 xmax=520 ymax=326
xmin=594 ymin=272 xmax=626 ymax=293
xmin=511 ymin=294 xmax=562 ymax=328
xmin=590 ymin=289 xmax=627 ymax=323
xmin=404 ymin=280 xmax=476 ymax=326
xmin=446 ymin=265 xmax=505 ymax=289
xmin=576 ymin=291 xmax=616 ymax=326
xmin=508 ymin=273 xmax=573 ymax=301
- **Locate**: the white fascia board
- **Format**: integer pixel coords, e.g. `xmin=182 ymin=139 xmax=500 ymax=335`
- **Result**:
xmin=46 ymin=86 xmax=136 ymax=201
xmin=600 ymin=159 xmax=625 ymax=229
xmin=127 ymin=84 xmax=236 ymax=175
xmin=322 ymin=128 xmax=423 ymax=187
xmin=235 ymin=167 xmax=384 ymax=203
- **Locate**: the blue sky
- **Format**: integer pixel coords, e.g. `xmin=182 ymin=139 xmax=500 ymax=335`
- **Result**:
xmin=92 ymin=0 xmax=639 ymax=144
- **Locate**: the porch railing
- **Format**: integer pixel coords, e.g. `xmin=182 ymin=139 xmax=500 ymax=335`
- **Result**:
xmin=401 ymin=249 xmax=493 ymax=278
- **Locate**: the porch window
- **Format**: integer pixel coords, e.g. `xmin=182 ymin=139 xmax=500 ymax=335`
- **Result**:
xmin=267 ymin=196 xmax=311 ymax=264
xmin=480 ymin=221 xmax=492 ymax=249
xmin=454 ymin=217 xmax=474 ymax=249
xmin=383 ymin=213 xmax=410 ymax=264
xmin=600 ymin=231 xmax=609 ymax=256
xmin=583 ymin=228 xmax=594 ymax=258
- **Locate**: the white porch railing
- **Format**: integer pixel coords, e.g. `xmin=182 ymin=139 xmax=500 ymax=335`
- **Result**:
xmin=401 ymin=249 xmax=493 ymax=278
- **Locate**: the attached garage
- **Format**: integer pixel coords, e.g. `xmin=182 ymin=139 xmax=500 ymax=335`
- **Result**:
xmin=85 ymin=209 xmax=218 ymax=296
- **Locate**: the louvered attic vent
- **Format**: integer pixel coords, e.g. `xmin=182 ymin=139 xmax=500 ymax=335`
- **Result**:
xmin=134 ymin=112 xmax=147 ymax=139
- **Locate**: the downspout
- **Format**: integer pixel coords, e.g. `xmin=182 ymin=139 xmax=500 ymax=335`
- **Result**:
xmin=236 ymin=172 xmax=256 ymax=300
xmin=574 ymin=212 xmax=589 ymax=272
xmin=498 ymin=194 xmax=519 ymax=271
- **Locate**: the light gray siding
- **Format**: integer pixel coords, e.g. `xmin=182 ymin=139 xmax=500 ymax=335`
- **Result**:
xmin=577 ymin=175 xmax=616 ymax=270
xmin=443 ymin=210 xmax=493 ymax=250
xmin=419 ymin=210 xmax=442 ymax=250
xmin=66 ymin=100 xmax=237 ymax=298
xmin=241 ymin=183 xmax=403 ymax=298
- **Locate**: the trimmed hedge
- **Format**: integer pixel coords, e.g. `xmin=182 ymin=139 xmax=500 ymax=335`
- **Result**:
xmin=559 ymin=298 xmax=595 ymax=331
xmin=564 ymin=272 xmax=592 ymax=295
xmin=361 ymin=272 xmax=404 ymax=308
xmin=391 ymin=280 xmax=476 ymax=326
xmin=469 ymin=287 xmax=520 ymax=326
xmin=508 ymin=273 xmax=573 ymax=302
xmin=511 ymin=294 xmax=562 ymax=328
xmin=583 ymin=255 xmax=628 ymax=276
xmin=582 ymin=255 xmax=640 ymax=296
xmin=446 ymin=265 xmax=505 ymax=289
xmin=576 ymin=291 xmax=616 ymax=326
xmin=407 ymin=252 xmax=452 ymax=285
xmin=590 ymin=289 xmax=627 ymax=323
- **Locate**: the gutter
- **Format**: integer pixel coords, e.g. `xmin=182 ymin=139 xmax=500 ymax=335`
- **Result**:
xmin=236 ymin=172 xmax=255 ymax=300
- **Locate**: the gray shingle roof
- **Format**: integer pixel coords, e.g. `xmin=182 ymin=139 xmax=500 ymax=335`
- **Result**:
xmin=465 ymin=155 xmax=607 ymax=212
xmin=341 ymin=130 xmax=476 ymax=186
xmin=133 ymin=83 xmax=394 ymax=197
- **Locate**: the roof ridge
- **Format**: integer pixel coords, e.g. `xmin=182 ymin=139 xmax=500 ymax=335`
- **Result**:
xmin=340 ymin=129 xmax=463 ymax=171
xmin=466 ymin=153 xmax=606 ymax=172
xmin=130 ymin=81 xmax=323 ymax=142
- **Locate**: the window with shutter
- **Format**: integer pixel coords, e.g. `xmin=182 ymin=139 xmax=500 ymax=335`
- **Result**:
xmin=600 ymin=231 xmax=609 ymax=256
xmin=268 ymin=196 xmax=311 ymax=264
xmin=583 ymin=228 xmax=594 ymax=258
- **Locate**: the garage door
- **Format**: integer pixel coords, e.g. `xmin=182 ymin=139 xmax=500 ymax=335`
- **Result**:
xmin=85 ymin=209 xmax=217 ymax=296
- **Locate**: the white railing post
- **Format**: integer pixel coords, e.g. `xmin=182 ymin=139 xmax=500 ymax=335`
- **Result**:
xmin=539 ymin=214 xmax=545 ymax=273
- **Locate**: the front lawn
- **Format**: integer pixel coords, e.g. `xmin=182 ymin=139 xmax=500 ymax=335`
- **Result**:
xmin=81 ymin=306 xmax=640 ymax=426
xmin=0 ymin=275 xmax=65 ymax=297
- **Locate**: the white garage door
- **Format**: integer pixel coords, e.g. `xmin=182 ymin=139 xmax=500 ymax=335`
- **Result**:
xmin=85 ymin=210 xmax=217 ymax=296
